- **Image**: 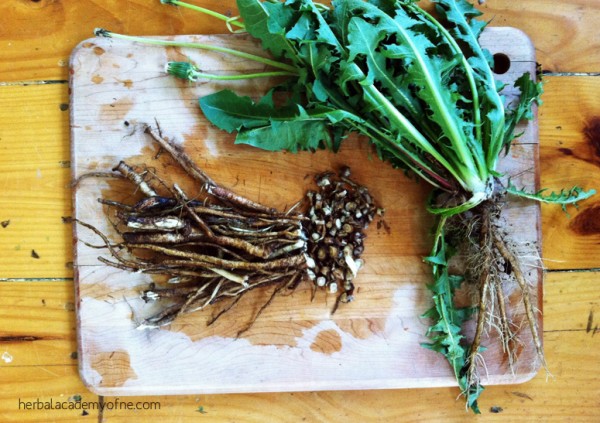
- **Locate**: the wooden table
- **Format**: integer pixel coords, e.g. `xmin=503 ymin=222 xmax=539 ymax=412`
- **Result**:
xmin=1 ymin=1 xmax=599 ymax=421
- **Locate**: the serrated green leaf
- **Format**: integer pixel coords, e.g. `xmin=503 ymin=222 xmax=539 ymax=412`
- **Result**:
xmin=234 ymin=118 xmax=329 ymax=152
xmin=502 ymin=72 xmax=544 ymax=149
xmin=237 ymin=0 xmax=296 ymax=60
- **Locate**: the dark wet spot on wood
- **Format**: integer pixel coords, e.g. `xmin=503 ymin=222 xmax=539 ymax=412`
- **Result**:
xmin=70 ymin=351 xmax=78 ymax=359
xmin=31 ymin=249 xmax=40 ymax=259
xmin=41 ymin=299 xmax=46 ymax=306
xmin=66 ymin=261 xmax=74 ymax=269
xmin=583 ymin=117 xmax=600 ymax=160
xmin=64 ymin=302 xmax=76 ymax=311
xmin=570 ymin=203 xmax=600 ymax=235
xmin=555 ymin=125 xmax=562 ymax=130
xmin=558 ymin=147 xmax=573 ymax=156
xmin=59 ymin=160 xmax=71 ymax=168
xmin=1 ymin=220 xmax=9 ymax=228
xmin=59 ymin=103 xmax=69 ymax=111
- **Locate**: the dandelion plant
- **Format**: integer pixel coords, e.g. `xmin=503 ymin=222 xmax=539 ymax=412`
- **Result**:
xmin=95 ymin=0 xmax=595 ymax=412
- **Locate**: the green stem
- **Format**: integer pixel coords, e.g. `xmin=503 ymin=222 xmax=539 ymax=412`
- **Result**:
xmin=429 ymin=1 xmax=506 ymax=171
xmin=161 ymin=0 xmax=246 ymax=29
xmin=427 ymin=190 xmax=488 ymax=217
xmin=347 ymin=121 xmax=453 ymax=191
xmin=167 ymin=61 xmax=295 ymax=81
xmin=409 ymin=3 xmax=487 ymax=181
xmin=94 ymin=29 xmax=298 ymax=74
xmin=507 ymin=185 xmax=596 ymax=205
xmin=358 ymin=75 xmax=473 ymax=190
xmin=187 ymin=71 xmax=294 ymax=80
xmin=380 ymin=9 xmax=482 ymax=187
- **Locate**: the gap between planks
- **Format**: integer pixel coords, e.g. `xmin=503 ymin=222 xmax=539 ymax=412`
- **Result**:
xmin=0 ymin=80 xmax=68 ymax=86
xmin=0 ymin=278 xmax=73 ymax=283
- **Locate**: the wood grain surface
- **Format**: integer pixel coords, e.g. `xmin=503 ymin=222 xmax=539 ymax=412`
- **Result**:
xmin=1 ymin=0 xmax=599 ymax=421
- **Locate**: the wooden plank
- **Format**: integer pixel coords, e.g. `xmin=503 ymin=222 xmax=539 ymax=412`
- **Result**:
xmin=542 ymin=271 xmax=600 ymax=333
xmin=0 ymin=282 xmax=77 ymax=367
xmin=69 ymin=29 xmax=542 ymax=395
xmin=1 ymin=0 xmax=600 ymax=82
xmin=0 ymin=85 xmax=73 ymax=278
xmin=538 ymin=76 xmax=600 ymax=270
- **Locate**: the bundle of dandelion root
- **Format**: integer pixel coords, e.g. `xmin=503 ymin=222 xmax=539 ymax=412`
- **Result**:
xmin=81 ymin=125 xmax=380 ymax=330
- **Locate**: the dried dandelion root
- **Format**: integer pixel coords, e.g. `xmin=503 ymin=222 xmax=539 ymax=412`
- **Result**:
xmin=81 ymin=125 xmax=381 ymax=328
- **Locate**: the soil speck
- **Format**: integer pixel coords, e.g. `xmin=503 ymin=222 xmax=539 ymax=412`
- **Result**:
xmin=1 ymin=220 xmax=9 ymax=228
xmin=59 ymin=103 xmax=69 ymax=111
xmin=31 ymin=250 xmax=40 ymax=259
xmin=91 ymin=75 xmax=104 ymax=84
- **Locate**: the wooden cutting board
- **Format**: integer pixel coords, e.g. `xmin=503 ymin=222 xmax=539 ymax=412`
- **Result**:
xmin=70 ymin=28 xmax=542 ymax=396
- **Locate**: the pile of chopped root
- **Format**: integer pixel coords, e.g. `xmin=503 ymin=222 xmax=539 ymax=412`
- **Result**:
xmin=77 ymin=125 xmax=381 ymax=329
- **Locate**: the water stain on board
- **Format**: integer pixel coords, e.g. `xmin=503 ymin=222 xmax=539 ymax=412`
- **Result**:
xmin=336 ymin=318 xmax=386 ymax=340
xmin=90 ymin=350 xmax=137 ymax=387
xmin=310 ymin=329 xmax=343 ymax=354
xmin=169 ymin=284 xmax=317 ymax=348
xmin=99 ymin=96 xmax=134 ymax=123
